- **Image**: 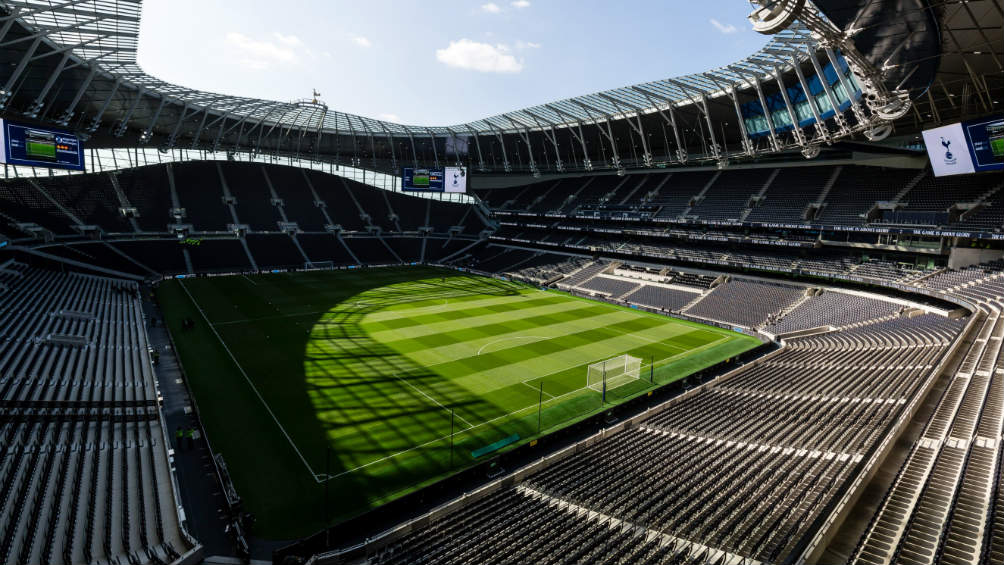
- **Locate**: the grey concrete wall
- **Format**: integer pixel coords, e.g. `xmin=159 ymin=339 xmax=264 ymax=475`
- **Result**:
xmin=948 ymin=246 xmax=1004 ymax=269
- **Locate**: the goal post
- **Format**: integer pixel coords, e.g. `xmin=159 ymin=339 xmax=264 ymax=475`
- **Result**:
xmin=307 ymin=260 xmax=336 ymax=270
xmin=587 ymin=355 xmax=642 ymax=393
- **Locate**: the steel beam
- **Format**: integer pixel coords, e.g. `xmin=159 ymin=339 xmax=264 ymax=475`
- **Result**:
xmin=0 ymin=36 xmax=41 ymax=108
xmin=790 ymin=55 xmax=831 ymax=144
xmin=112 ymin=86 xmax=146 ymax=137
xmin=141 ymin=97 xmax=168 ymax=143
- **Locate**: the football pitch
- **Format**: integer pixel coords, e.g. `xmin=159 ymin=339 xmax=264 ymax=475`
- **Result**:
xmin=157 ymin=266 xmax=759 ymax=538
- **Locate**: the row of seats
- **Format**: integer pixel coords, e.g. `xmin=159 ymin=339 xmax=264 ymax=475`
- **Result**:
xmin=360 ymin=307 xmax=964 ymax=565
xmin=368 ymin=487 xmax=737 ymax=565
xmin=0 ymin=265 xmax=156 ymax=403
xmin=470 ymin=246 xmax=927 ymax=333
xmin=25 ymin=233 xmax=481 ymax=278
xmin=488 ymin=225 xmax=933 ymax=286
xmin=623 ymin=284 xmax=699 ymax=311
xmin=850 ymin=266 xmax=1004 ymax=565
xmin=477 ymin=165 xmax=1004 ymax=231
xmin=687 ymin=168 xmax=773 ymax=222
xmin=503 ymin=255 xmax=591 ymax=284
xmin=556 ymin=261 xmax=609 ymax=287
xmin=766 ymin=291 xmax=903 ymax=334
xmin=0 ymin=162 xmax=486 ymax=238
xmin=577 ymin=276 xmax=641 ymax=299
xmin=0 ymin=262 xmax=192 ymax=565
xmin=671 ymin=272 xmax=717 ymax=289
xmin=920 ymin=260 xmax=1004 ymax=291
xmin=681 ymin=279 xmax=804 ymax=328
xmin=745 ymin=166 xmax=835 ymax=223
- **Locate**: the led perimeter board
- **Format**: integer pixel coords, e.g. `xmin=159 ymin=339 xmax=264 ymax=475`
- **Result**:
xmin=922 ymin=116 xmax=1004 ymax=177
xmin=402 ymin=166 xmax=467 ymax=193
xmin=0 ymin=119 xmax=85 ymax=171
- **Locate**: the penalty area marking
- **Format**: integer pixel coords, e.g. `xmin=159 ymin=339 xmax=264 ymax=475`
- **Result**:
xmin=323 ymin=334 xmax=735 ymax=482
xmin=477 ymin=335 xmax=548 ymax=356
xmin=242 ymin=274 xmax=257 ymax=286
xmin=386 ymin=371 xmax=476 ymax=429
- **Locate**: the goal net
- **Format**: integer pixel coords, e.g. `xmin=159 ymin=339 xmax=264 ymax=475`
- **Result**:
xmin=587 ymin=355 xmax=642 ymax=393
xmin=308 ymin=260 xmax=335 ymax=270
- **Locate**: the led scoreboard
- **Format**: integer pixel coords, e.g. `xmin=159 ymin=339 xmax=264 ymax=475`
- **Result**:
xmin=0 ymin=119 xmax=85 ymax=171
xmin=402 ymin=166 xmax=467 ymax=193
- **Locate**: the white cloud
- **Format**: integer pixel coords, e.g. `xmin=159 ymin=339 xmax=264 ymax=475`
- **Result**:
xmin=378 ymin=113 xmax=401 ymax=122
xmin=516 ymin=40 xmax=541 ymax=49
xmin=710 ymin=19 xmax=738 ymax=34
xmin=272 ymin=32 xmax=305 ymax=48
xmin=351 ymin=35 xmax=372 ymax=48
xmin=225 ymin=31 xmax=302 ymax=70
xmin=235 ymin=58 xmax=269 ymax=71
xmin=481 ymin=2 xmax=501 ymax=13
xmin=511 ymin=0 xmax=531 ymax=8
xmin=435 ymin=39 xmax=523 ymax=73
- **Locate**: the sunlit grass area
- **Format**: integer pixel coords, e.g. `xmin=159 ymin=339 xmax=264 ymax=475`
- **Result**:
xmin=158 ymin=266 xmax=758 ymax=538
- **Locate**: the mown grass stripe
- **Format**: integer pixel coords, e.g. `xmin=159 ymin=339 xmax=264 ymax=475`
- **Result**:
xmin=368 ymin=304 xmax=627 ymax=353
xmin=390 ymin=318 xmax=703 ymax=391
xmin=364 ymin=293 xmax=561 ymax=328
xmin=363 ymin=296 xmax=600 ymax=338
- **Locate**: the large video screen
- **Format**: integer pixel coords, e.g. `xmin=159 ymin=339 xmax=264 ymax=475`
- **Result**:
xmin=402 ymin=166 xmax=467 ymax=193
xmin=0 ymin=119 xmax=85 ymax=171
xmin=964 ymin=117 xmax=1004 ymax=172
xmin=922 ymin=116 xmax=1003 ymax=177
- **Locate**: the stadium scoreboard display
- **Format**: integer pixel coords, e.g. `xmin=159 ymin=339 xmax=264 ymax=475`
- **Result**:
xmin=0 ymin=119 xmax=85 ymax=171
xmin=922 ymin=116 xmax=1004 ymax=177
xmin=402 ymin=166 xmax=467 ymax=193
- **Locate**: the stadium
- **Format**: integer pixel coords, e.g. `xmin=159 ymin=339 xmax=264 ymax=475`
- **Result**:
xmin=0 ymin=0 xmax=1001 ymax=564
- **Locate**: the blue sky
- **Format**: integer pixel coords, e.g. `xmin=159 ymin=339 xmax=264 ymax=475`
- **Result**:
xmin=137 ymin=0 xmax=765 ymax=126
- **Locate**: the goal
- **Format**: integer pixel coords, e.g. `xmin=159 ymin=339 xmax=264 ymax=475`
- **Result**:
xmin=587 ymin=355 xmax=642 ymax=393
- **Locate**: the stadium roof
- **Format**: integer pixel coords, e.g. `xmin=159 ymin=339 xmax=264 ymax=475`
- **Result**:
xmin=0 ymin=0 xmax=998 ymax=175
xmin=2 ymin=0 xmax=819 ymax=136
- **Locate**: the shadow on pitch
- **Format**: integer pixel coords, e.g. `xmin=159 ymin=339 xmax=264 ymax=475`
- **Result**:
xmin=247 ymin=266 xmax=534 ymax=529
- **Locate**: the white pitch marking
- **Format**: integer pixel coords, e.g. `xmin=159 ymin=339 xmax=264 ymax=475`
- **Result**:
xmin=179 ymin=279 xmax=319 ymax=479
xmin=521 ymin=380 xmax=555 ymax=399
xmin=477 ymin=335 xmax=547 ymax=356
xmin=388 ymin=372 xmax=475 ymax=429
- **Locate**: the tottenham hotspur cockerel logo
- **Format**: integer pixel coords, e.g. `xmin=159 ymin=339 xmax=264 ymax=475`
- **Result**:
xmin=940 ymin=137 xmax=957 ymax=165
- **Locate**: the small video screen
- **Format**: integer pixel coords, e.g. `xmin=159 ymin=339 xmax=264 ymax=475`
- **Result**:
xmin=412 ymin=169 xmax=431 ymax=188
xmin=25 ymin=130 xmax=58 ymax=161
xmin=987 ymin=122 xmax=1004 ymax=159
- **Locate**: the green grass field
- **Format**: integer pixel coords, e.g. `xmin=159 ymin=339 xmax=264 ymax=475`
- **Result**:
xmin=26 ymin=140 xmax=56 ymax=159
xmin=990 ymin=136 xmax=1004 ymax=157
xmin=157 ymin=266 xmax=758 ymax=538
